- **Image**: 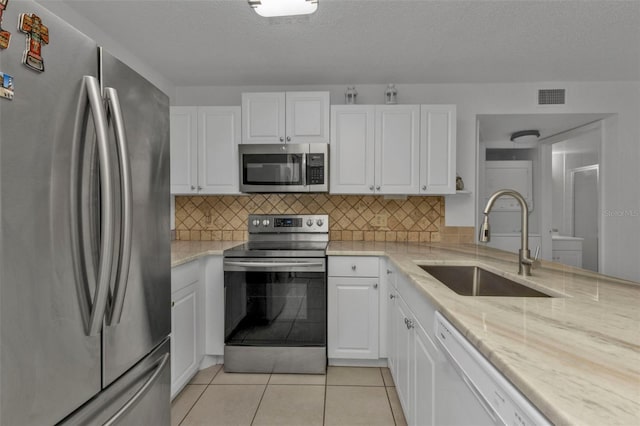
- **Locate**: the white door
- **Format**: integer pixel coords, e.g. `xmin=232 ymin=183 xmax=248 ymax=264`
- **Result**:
xmin=572 ymin=166 xmax=599 ymax=271
xmin=328 ymin=277 xmax=379 ymax=359
xmin=170 ymin=107 xmax=198 ymax=194
xmin=286 ymin=92 xmax=330 ymax=143
xmin=420 ymin=105 xmax=456 ymax=194
xmin=330 ymin=105 xmax=375 ymax=194
xmin=241 ymin=92 xmax=286 ymax=143
xmin=198 ymin=107 xmax=241 ymax=194
xmin=375 ymin=105 xmax=420 ymax=194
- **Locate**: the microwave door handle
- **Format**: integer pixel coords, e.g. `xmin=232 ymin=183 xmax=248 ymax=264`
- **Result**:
xmin=301 ymin=153 xmax=307 ymax=187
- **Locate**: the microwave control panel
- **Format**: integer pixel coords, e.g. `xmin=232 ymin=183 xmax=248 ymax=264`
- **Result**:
xmin=307 ymin=153 xmax=325 ymax=185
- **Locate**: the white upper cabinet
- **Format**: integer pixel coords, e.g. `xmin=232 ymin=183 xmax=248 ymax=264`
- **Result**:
xmin=170 ymin=107 xmax=198 ymax=194
xmin=330 ymin=105 xmax=375 ymax=193
xmin=420 ymin=105 xmax=456 ymax=194
xmin=198 ymin=107 xmax=241 ymax=194
xmin=170 ymin=106 xmax=240 ymax=195
xmin=375 ymin=105 xmax=420 ymax=194
xmin=242 ymin=91 xmax=330 ymax=144
xmin=330 ymin=105 xmax=420 ymax=194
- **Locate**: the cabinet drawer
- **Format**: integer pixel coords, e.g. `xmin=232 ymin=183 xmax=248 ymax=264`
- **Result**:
xmin=329 ymin=256 xmax=379 ymax=277
xmin=552 ymin=239 xmax=583 ymax=251
xmin=171 ymin=260 xmax=201 ymax=293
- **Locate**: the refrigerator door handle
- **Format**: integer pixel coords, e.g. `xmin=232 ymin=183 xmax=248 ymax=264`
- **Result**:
xmin=103 ymin=352 xmax=170 ymax=426
xmin=84 ymin=75 xmax=117 ymax=336
xmin=104 ymin=87 xmax=133 ymax=326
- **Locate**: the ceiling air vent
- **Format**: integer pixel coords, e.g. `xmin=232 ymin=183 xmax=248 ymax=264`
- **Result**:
xmin=537 ymin=89 xmax=566 ymax=105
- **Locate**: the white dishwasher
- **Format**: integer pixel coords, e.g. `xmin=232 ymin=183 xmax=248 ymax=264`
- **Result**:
xmin=434 ymin=312 xmax=552 ymax=426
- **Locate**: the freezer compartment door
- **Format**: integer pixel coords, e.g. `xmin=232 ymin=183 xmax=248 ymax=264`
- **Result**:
xmin=59 ymin=338 xmax=171 ymax=426
xmin=0 ymin=4 xmax=103 ymax=425
xmin=99 ymin=48 xmax=172 ymax=386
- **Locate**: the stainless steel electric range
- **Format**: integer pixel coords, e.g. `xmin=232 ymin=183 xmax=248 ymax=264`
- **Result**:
xmin=223 ymin=214 xmax=328 ymax=374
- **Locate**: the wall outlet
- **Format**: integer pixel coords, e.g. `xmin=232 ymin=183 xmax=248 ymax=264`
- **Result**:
xmin=373 ymin=214 xmax=388 ymax=228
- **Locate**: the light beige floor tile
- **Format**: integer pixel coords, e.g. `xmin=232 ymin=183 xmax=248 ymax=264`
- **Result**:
xmin=171 ymin=385 xmax=206 ymax=426
xmin=269 ymin=373 xmax=326 ymax=385
xmin=326 ymin=366 xmax=384 ymax=386
xmin=252 ymin=385 xmax=325 ymax=426
xmin=325 ymin=386 xmax=395 ymax=426
xmin=180 ymin=384 xmax=265 ymax=426
xmin=210 ymin=369 xmax=271 ymax=385
xmin=386 ymin=386 xmax=408 ymax=426
xmin=381 ymin=367 xmax=395 ymax=387
xmin=189 ymin=364 xmax=222 ymax=385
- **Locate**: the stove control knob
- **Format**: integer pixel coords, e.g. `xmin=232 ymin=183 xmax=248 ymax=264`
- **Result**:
xmin=316 ymin=218 xmax=324 ymax=227
xmin=252 ymin=219 xmax=260 ymax=227
xmin=307 ymin=219 xmax=314 ymax=227
xmin=262 ymin=219 xmax=270 ymax=227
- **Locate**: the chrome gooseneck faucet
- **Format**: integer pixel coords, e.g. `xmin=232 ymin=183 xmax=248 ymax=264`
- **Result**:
xmin=479 ymin=189 xmax=536 ymax=276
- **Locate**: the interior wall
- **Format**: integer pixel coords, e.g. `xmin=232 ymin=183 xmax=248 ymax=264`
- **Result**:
xmin=175 ymin=81 xmax=640 ymax=281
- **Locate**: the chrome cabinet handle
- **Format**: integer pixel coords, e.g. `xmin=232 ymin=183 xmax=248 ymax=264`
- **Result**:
xmin=376 ymin=186 xmax=381 ymax=190
xmin=406 ymin=318 xmax=414 ymax=329
xmin=351 ymin=264 xmax=357 ymax=270
xmin=198 ymin=186 xmax=203 ymax=190
xmin=386 ymin=269 xmax=392 ymax=275
xmin=286 ymin=136 xmax=291 ymax=142
xmin=84 ymin=76 xmax=116 ymax=337
xmin=373 ymin=283 xmax=378 ymax=289
xmin=104 ymin=87 xmax=133 ymax=326
xmin=191 ymin=185 xmax=195 ymax=190
xmin=390 ymin=294 xmax=396 ymax=299
xmin=171 ymin=301 xmax=175 ymax=308
xmin=422 ymin=185 xmax=427 ymax=190
xmin=280 ymin=136 xmax=284 ymax=142
xmin=369 ymin=185 xmax=374 ymax=191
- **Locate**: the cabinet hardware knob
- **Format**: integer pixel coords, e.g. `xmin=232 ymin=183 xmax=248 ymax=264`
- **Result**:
xmin=351 ymin=264 xmax=357 ymax=270
xmin=369 ymin=185 xmax=374 ymax=191
xmin=286 ymin=136 xmax=291 ymax=142
xmin=422 ymin=185 xmax=427 ymax=190
xmin=376 ymin=186 xmax=381 ymax=190
xmin=406 ymin=319 xmax=414 ymax=329
xmin=190 ymin=185 xmax=195 ymax=190
xmin=171 ymin=301 xmax=175 ymax=307
xmin=280 ymin=137 xmax=284 ymax=142
xmin=386 ymin=269 xmax=392 ymax=275
xmin=390 ymin=294 xmax=396 ymax=299
xmin=373 ymin=283 xmax=378 ymax=289
xmin=197 ymin=186 xmax=202 ymax=190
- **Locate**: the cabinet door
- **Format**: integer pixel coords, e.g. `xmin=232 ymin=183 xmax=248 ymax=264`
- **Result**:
xmin=392 ymin=295 xmax=413 ymax=422
xmin=553 ymin=250 xmax=582 ymax=267
xmin=420 ymin=105 xmax=456 ymax=194
xmin=198 ymin=107 xmax=241 ymax=194
xmin=170 ymin=107 xmax=198 ymax=194
xmin=375 ymin=105 xmax=420 ymax=194
xmin=328 ymin=277 xmax=379 ymax=359
xmin=286 ymin=92 xmax=330 ymax=143
xmin=330 ymin=105 xmax=375 ymax=194
xmin=412 ymin=321 xmax=437 ymax=426
xmin=241 ymin=92 xmax=286 ymax=143
xmin=171 ymin=281 xmax=203 ymax=398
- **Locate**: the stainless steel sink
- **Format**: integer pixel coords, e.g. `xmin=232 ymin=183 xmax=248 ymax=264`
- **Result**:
xmin=419 ymin=265 xmax=552 ymax=297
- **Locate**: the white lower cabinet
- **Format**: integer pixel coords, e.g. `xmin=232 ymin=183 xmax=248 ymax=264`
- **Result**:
xmin=203 ymin=256 xmax=224 ymax=355
xmin=328 ymin=257 xmax=380 ymax=361
xmin=171 ymin=260 xmax=204 ymax=398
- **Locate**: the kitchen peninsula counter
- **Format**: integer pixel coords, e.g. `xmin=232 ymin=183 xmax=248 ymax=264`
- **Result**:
xmin=171 ymin=240 xmax=245 ymax=267
xmin=327 ymin=241 xmax=640 ymax=426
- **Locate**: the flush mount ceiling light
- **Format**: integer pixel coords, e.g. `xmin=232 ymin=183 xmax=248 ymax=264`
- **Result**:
xmin=248 ymin=0 xmax=318 ymax=18
xmin=510 ymin=130 xmax=541 ymax=144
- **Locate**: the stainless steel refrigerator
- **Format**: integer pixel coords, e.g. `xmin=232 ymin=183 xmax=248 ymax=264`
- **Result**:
xmin=0 ymin=3 xmax=171 ymax=425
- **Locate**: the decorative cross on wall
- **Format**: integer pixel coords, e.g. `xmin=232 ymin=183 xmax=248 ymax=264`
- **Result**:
xmin=0 ymin=0 xmax=10 ymax=50
xmin=19 ymin=13 xmax=49 ymax=72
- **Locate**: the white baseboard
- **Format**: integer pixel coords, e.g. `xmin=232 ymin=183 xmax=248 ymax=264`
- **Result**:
xmin=328 ymin=358 xmax=388 ymax=368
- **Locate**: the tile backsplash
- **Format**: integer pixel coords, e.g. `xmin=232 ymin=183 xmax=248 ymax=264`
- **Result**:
xmin=175 ymin=194 xmax=474 ymax=243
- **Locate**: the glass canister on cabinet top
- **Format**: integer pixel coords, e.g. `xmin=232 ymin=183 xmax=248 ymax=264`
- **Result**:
xmin=385 ymin=84 xmax=398 ymax=104
xmin=345 ymin=86 xmax=357 ymax=104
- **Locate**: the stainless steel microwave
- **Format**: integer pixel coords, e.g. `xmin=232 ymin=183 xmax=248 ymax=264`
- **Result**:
xmin=239 ymin=143 xmax=328 ymax=193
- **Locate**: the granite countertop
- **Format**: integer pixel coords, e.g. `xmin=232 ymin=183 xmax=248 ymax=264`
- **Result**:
xmin=327 ymin=241 xmax=640 ymax=426
xmin=171 ymin=240 xmax=245 ymax=267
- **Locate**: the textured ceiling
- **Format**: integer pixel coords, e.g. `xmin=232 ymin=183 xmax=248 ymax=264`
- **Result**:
xmin=52 ymin=0 xmax=640 ymax=86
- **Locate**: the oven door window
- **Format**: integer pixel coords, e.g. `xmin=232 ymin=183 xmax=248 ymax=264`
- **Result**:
xmin=224 ymin=271 xmax=326 ymax=347
xmin=242 ymin=154 xmax=304 ymax=186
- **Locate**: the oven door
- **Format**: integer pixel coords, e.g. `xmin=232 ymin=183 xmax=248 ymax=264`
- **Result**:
xmin=239 ymin=144 xmax=309 ymax=192
xmin=223 ymin=257 xmax=326 ymax=347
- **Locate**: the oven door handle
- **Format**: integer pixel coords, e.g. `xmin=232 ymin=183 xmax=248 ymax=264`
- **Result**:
xmin=224 ymin=261 xmax=324 ymax=268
